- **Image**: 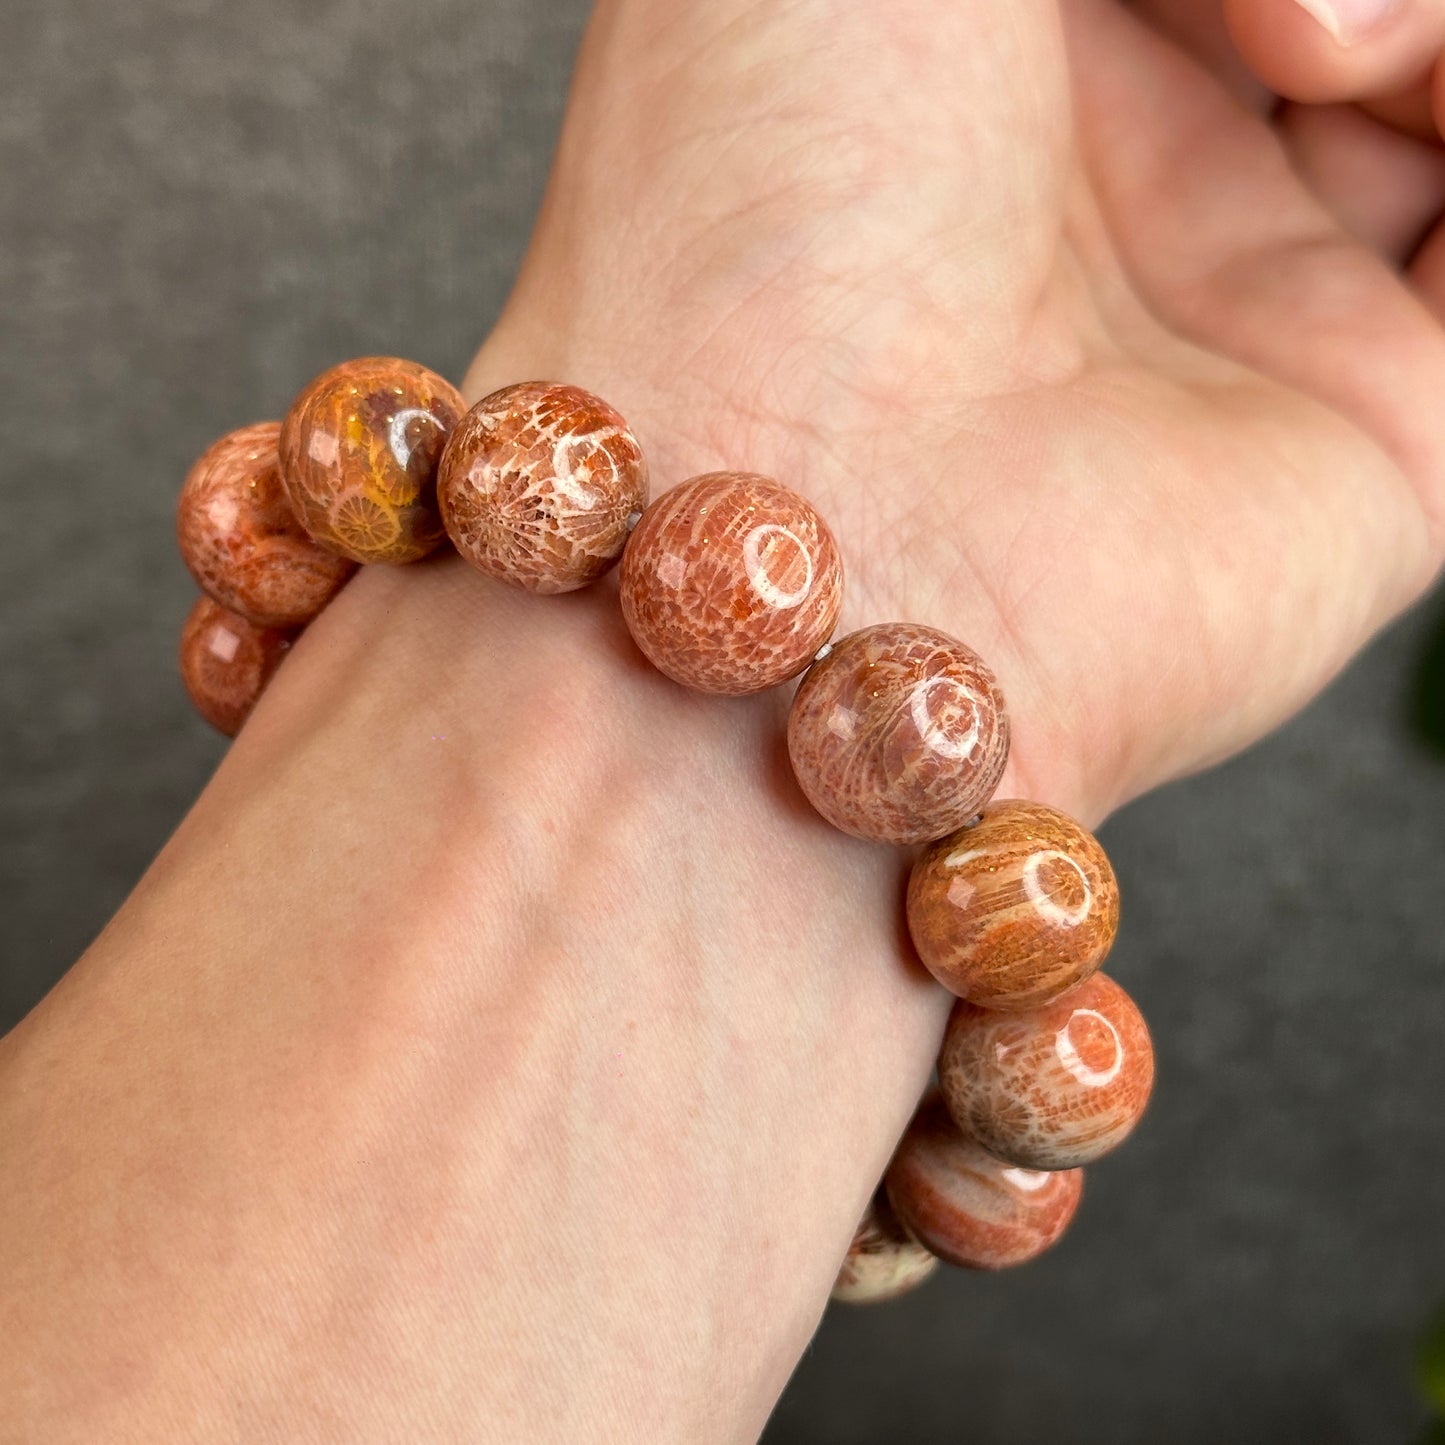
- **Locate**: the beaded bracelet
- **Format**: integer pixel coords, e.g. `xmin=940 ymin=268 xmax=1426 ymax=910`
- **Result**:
xmin=174 ymin=356 xmax=1155 ymax=1303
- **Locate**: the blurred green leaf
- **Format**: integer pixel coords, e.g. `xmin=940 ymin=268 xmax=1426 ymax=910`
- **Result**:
xmin=1409 ymin=594 xmax=1445 ymax=760
xmin=1418 ymin=1301 xmax=1445 ymax=1414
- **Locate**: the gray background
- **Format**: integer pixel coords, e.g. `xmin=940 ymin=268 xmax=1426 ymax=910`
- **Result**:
xmin=2 ymin=3 xmax=1443 ymax=1441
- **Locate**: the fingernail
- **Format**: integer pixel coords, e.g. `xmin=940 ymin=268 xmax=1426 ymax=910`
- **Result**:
xmin=1292 ymin=0 xmax=1400 ymax=46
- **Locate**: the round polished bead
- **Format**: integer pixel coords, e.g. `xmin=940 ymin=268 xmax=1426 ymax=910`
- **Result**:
xmin=437 ymin=381 xmax=648 ymax=593
xmin=884 ymin=1093 xmax=1082 ymax=1271
xmin=831 ymin=1192 xmax=940 ymax=1305
xmin=618 ymin=472 xmax=843 ymax=694
xmin=907 ymin=800 xmax=1118 ymax=1008
xmin=938 ymin=974 xmax=1155 ymax=1171
xmin=179 ymin=596 xmax=296 ymax=737
xmin=176 ymin=421 xmax=356 ymax=626
xmin=278 ymin=356 xmax=464 ymax=564
xmin=787 ymin=623 xmax=1009 ymax=845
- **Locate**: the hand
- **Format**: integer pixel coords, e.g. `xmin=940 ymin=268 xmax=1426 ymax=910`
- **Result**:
xmin=475 ymin=0 xmax=1445 ymax=822
xmin=6 ymin=3 xmax=1445 ymax=1440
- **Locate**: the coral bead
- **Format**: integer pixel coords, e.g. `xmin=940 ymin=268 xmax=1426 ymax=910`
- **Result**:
xmin=619 ymin=472 xmax=843 ymax=694
xmin=179 ymin=596 xmax=296 ymax=737
xmin=938 ymin=974 xmax=1154 ymax=1171
xmin=831 ymin=1192 xmax=940 ymax=1305
xmin=906 ymin=800 xmax=1119 ymax=1008
xmin=278 ymin=356 xmax=464 ymax=564
xmin=885 ymin=1093 xmax=1082 ymax=1271
xmin=787 ymin=623 xmax=1009 ymax=845
xmin=437 ymin=381 xmax=648 ymax=593
xmin=176 ymin=421 xmax=356 ymax=626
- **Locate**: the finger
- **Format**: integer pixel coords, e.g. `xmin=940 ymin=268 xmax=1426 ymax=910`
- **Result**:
xmin=1059 ymin=0 xmax=1445 ymax=809
xmin=1224 ymin=0 xmax=1445 ymax=106
xmin=1127 ymin=0 xmax=1275 ymax=108
xmin=1280 ymin=100 xmax=1445 ymax=254
xmin=1359 ymin=69 xmax=1441 ymax=136
xmin=1074 ymin=0 xmax=1445 ymax=555
xmin=1412 ymin=214 xmax=1445 ymax=308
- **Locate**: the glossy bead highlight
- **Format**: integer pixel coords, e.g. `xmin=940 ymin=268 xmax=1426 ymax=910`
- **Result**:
xmin=787 ymin=623 xmax=1009 ymax=845
xmin=831 ymin=1192 xmax=940 ymax=1305
xmin=438 ymin=381 xmax=648 ymax=593
xmin=278 ymin=356 xmax=464 ymax=564
xmin=884 ymin=1093 xmax=1082 ymax=1270
xmin=179 ymin=596 xmax=295 ymax=737
xmin=177 ymin=421 xmax=356 ymax=627
xmin=907 ymin=800 xmax=1118 ymax=1008
xmin=619 ymin=472 xmax=843 ymax=694
xmin=938 ymin=974 xmax=1154 ymax=1170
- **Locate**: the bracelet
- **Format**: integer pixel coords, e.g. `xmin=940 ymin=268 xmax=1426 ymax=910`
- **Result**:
xmin=174 ymin=356 xmax=1155 ymax=1302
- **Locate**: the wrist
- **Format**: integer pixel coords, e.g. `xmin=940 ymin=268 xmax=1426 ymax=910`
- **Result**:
xmin=2 ymin=547 xmax=946 ymax=1442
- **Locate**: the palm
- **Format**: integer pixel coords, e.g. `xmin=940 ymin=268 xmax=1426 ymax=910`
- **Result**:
xmin=473 ymin=0 xmax=1445 ymax=821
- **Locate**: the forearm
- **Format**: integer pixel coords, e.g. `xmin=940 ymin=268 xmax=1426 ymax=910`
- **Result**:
xmin=0 ymin=550 xmax=948 ymax=1442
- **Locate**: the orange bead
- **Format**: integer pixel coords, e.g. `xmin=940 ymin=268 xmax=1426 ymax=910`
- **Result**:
xmin=938 ymin=975 xmax=1155 ymax=1171
xmin=176 ymin=421 xmax=355 ymax=626
xmin=278 ymin=356 xmax=464 ymax=564
xmin=831 ymin=1192 xmax=940 ymax=1305
xmin=787 ymin=623 xmax=1009 ymax=845
xmin=907 ymin=800 xmax=1118 ymax=1008
xmin=619 ymin=472 xmax=843 ymax=694
xmin=179 ymin=596 xmax=295 ymax=737
xmin=885 ymin=1093 xmax=1082 ymax=1271
xmin=438 ymin=381 xmax=648 ymax=593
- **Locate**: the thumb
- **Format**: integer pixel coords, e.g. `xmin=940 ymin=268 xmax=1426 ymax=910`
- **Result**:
xmin=1225 ymin=0 xmax=1445 ymax=121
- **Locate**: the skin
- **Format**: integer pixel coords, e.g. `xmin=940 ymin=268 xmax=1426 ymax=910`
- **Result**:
xmin=3 ymin=0 xmax=1444 ymax=1439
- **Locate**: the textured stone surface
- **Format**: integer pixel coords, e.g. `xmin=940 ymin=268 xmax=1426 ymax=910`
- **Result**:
xmin=939 ymin=974 xmax=1154 ymax=1171
xmin=831 ymin=1192 xmax=941 ymax=1305
xmin=178 ymin=596 xmax=295 ymax=737
xmin=885 ymin=1093 xmax=1083 ymax=1271
xmin=908 ymin=800 xmax=1119 ymax=1009
xmin=438 ymin=380 xmax=647 ymax=593
xmin=278 ymin=356 xmax=464 ymax=564
xmin=176 ymin=421 xmax=356 ymax=626
xmin=619 ymin=472 xmax=843 ymax=694
xmin=788 ymin=623 xmax=1010 ymax=845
